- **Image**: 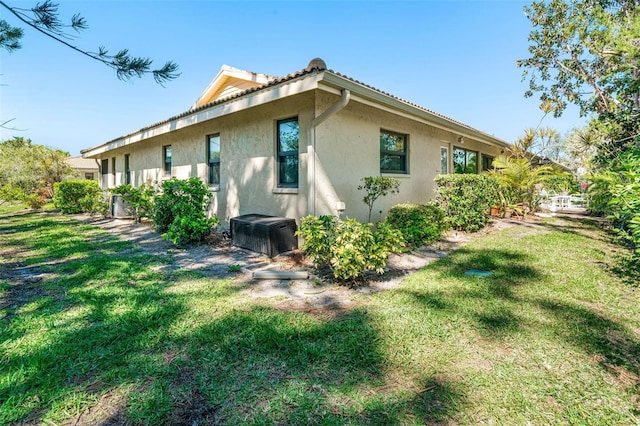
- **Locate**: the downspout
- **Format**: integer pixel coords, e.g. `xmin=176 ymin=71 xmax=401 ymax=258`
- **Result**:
xmin=308 ymin=89 xmax=351 ymax=216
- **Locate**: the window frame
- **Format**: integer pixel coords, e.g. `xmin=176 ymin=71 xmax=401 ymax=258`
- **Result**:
xmin=380 ymin=129 xmax=409 ymax=174
xmin=453 ymin=146 xmax=478 ymax=174
xmin=111 ymin=157 xmax=116 ymax=185
xmin=163 ymin=145 xmax=172 ymax=177
xmin=276 ymin=117 xmax=299 ymax=188
xmin=207 ymin=134 xmax=220 ymax=186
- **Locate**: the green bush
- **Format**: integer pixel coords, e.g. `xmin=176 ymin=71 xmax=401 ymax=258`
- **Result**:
xmin=297 ymin=216 xmax=404 ymax=282
xmin=435 ymin=174 xmax=500 ymax=232
xmin=542 ymin=174 xmax=578 ymax=194
xmin=53 ymin=180 xmax=106 ymax=214
xmin=110 ymin=183 xmax=155 ymax=223
xmin=23 ymin=189 xmax=48 ymax=210
xmin=386 ymin=202 xmax=445 ymax=248
xmin=589 ymin=151 xmax=640 ymax=248
xmin=153 ymin=178 xmax=219 ymax=245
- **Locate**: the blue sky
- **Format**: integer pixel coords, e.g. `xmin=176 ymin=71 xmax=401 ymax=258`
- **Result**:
xmin=0 ymin=0 xmax=586 ymax=156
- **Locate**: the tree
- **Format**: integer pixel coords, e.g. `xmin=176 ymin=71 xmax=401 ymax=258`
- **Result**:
xmin=357 ymin=176 xmax=400 ymax=223
xmin=0 ymin=0 xmax=179 ymax=84
xmin=518 ymin=0 xmax=640 ymax=117
xmin=518 ymin=0 xmax=640 ymax=167
xmin=511 ymin=127 xmax=562 ymax=161
xmin=0 ymin=137 xmax=73 ymax=205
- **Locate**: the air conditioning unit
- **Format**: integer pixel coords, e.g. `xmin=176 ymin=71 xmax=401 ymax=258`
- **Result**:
xmin=111 ymin=194 xmax=133 ymax=219
xmin=230 ymin=214 xmax=297 ymax=257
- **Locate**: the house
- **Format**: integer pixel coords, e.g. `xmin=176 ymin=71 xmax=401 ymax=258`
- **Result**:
xmin=81 ymin=58 xmax=511 ymax=224
xmin=65 ymin=156 xmax=99 ymax=180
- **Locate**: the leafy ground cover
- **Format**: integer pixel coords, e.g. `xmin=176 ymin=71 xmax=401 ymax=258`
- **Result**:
xmin=1 ymin=212 xmax=638 ymax=424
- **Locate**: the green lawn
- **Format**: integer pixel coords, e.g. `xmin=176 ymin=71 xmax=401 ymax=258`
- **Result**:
xmin=1 ymin=212 xmax=638 ymax=425
xmin=0 ymin=202 xmax=27 ymax=215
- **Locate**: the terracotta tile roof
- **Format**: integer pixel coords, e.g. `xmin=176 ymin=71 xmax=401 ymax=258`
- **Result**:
xmin=327 ymin=69 xmax=485 ymax=134
xmin=90 ymin=60 xmax=507 ymax=149
xmin=66 ymin=155 xmax=99 ymax=169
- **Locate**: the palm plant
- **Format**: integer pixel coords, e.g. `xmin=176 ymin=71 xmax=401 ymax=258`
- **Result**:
xmin=490 ymin=155 xmax=556 ymax=214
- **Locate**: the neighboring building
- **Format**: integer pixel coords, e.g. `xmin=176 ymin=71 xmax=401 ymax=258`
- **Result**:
xmin=66 ymin=156 xmax=99 ymax=180
xmin=81 ymin=59 xmax=511 ymax=224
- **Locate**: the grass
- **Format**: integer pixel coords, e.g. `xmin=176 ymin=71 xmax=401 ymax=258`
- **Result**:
xmin=0 ymin=202 xmax=27 ymax=215
xmin=1 ymin=212 xmax=639 ymax=424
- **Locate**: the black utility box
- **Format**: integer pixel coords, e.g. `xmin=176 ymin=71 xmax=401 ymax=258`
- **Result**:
xmin=230 ymin=214 xmax=297 ymax=257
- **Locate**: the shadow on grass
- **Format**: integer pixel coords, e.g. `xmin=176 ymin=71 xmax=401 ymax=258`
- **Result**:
xmin=0 ymin=212 xmax=469 ymax=425
xmin=351 ymin=374 xmax=466 ymax=424
xmin=401 ymin=247 xmax=544 ymax=339
xmin=537 ymin=298 xmax=640 ymax=377
xmin=400 ymin=229 xmax=640 ymax=393
xmin=541 ymin=215 xmax=640 ymax=285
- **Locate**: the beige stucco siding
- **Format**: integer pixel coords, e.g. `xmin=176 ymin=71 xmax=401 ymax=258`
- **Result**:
xmin=94 ymin=92 xmax=314 ymax=227
xmin=313 ymin=91 xmax=504 ymax=223
xmin=90 ymin=85 xmax=506 ymax=227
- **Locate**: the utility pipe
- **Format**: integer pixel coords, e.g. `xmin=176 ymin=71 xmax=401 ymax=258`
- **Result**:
xmin=308 ymin=89 xmax=351 ymax=216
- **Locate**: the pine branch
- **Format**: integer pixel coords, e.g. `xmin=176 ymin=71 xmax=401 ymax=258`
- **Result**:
xmin=0 ymin=1 xmax=179 ymax=84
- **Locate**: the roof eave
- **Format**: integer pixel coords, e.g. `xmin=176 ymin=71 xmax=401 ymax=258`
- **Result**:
xmin=318 ymin=72 xmax=511 ymax=149
xmin=81 ymin=72 xmax=323 ymax=158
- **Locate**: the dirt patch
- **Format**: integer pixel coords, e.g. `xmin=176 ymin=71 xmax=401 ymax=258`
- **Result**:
xmin=3 ymin=212 xmax=590 ymax=316
xmin=66 ymin=388 xmax=129 ymax=426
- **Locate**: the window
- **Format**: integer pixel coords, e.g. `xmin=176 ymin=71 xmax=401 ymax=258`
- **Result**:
xmin=482 ymin=154 xmax=495 ymax=172
xmin=380 ymin=130 xmax=408 ymax=174
xmin=101 ymin=159 xmax=109 ymax=188
xmin=207 ymin=134 xmax=220 ymax=185
xmin=111 ymin=157 xmax=116 ymax=184
xmin=440 ymin=147 xmax=449 ymax=174
xmin=85 ymin=173 xmax=94 ymax=180
xmin=124 ymin=154 xmax=131 ymax=184
xmin=277 ymin=117 xmax=299 ymax=187
xmin=163 ymin=145 xmax=172 ymax=177
xmin=453 ymin=147 xmax=478 ymax=174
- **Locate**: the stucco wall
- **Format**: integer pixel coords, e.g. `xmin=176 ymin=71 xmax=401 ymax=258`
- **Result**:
xmin=97 ymin=92 xmax=314 ymax=227
xmin=94 ymin=88 xmax=505 ymax=227
xmin=313 ymin=91 xmax=504 ymax=223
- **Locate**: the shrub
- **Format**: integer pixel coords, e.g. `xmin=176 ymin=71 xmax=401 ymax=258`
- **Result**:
xmin=23 ymin=189 xmax=48 ymax=210
xmin=153 ymin=177 xmax=219 ymax=245
xmin=386 ymin=202 xmax=445 ymax=248
xmin=110 ymin=183 xmax=155 ymax=223
xmin=53 ymin=180 xmax=106 ymax=214
xmin=435 ymin=174 xmax=500 ymax=232
xmin=297 ymin=216 xmax=404 ymax=282
xmin=542 ymin=174 xmax=578 ymax=194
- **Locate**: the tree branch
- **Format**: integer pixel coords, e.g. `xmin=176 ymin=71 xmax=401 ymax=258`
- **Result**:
xmin=0 ymin=1 xmax=179 ymax=84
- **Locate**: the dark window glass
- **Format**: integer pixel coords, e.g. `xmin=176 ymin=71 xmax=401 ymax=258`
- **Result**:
xmin=453 ymin=147 xmax=478 ymax=174
xmin=101 ymin=159 xmax=109 ymax=189
xmin=163 ymin=146 xmax=172 ymax=176
xmin=482 ymin=155 xmax=494 ymax=172
xmin=208 ymin=134 xmax=220 ymax=185
xmin=277 ymin=118 xmax=299 ymax=187
xmin=380 ymin=130 xmax=408 ymax=173
xmin=124 ymin=154 xmax=131 ymax=184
